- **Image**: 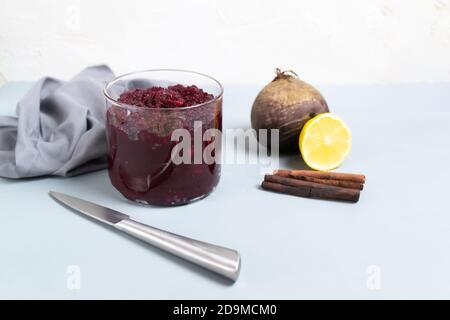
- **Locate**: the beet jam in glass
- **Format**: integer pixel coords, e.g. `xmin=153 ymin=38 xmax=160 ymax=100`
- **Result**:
xmin=103 ymin=70 xmax=223 ymax=206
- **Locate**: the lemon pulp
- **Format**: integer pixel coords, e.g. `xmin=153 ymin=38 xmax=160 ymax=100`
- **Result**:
xmin=299 ymin=113 xmax=352 ymax=171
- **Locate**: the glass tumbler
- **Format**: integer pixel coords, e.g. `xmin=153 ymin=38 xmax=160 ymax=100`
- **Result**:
xmin=103 ymin=70 xmax=223 ymax=206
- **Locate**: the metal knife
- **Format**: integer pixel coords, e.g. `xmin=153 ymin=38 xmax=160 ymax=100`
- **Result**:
xmin=49 ymin=191 xmax=241 ymax=282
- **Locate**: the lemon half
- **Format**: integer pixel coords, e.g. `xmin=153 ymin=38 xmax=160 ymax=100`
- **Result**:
xmin=299 ymin=113 xmax=352 ymax=171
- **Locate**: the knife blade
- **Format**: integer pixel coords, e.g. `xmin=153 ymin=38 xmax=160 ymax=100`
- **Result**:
xmin=49 ymin=191 xmax=129 ymax=225
xmin=49 ymin=191 xmax=241 ymax=282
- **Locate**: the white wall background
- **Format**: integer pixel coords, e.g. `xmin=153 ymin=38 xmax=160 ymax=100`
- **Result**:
xmin=0 ymin=0 xmax=449 ymax=86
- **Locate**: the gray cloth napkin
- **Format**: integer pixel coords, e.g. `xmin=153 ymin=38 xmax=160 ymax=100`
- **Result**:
xmin=0 ymin=65 xmax=115 ymax=178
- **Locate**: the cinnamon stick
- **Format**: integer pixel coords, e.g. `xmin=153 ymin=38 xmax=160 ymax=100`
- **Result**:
xmin=274 ymin=170 xmax=363 ymax=190
xmin=274 ymin=169 xmax=366 ymax=184
xmin=262 ymin=181 xmax=310 ymax=198
xmin=263 ymin=174 xmax=360 ymax=202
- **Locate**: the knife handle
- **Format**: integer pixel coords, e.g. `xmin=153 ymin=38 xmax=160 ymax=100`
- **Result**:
xmin=115 ymin=219 xmax=241 ymax=281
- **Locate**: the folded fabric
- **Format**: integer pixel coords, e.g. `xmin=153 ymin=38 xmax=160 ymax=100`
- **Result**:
xmin=0 ymin=65 xmax=115 ymax=178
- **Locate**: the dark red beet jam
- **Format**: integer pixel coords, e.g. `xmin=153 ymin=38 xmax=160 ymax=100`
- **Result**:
xmin=106 ymin=84 xmax=222 ymax=206
xmin=117 ymin=85 xmax=214 ymax=108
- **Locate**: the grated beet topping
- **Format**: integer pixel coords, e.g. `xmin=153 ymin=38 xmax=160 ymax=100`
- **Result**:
xmin=118 ymin=84 xmax=214 ymax=108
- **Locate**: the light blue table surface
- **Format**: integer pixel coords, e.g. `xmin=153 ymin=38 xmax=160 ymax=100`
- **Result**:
xmin=1 ymin=82 xmax=450 ymax=299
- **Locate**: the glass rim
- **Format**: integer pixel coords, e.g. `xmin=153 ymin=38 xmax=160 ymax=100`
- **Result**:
xmin=103 ymin=68 xmax=224 ymax=111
